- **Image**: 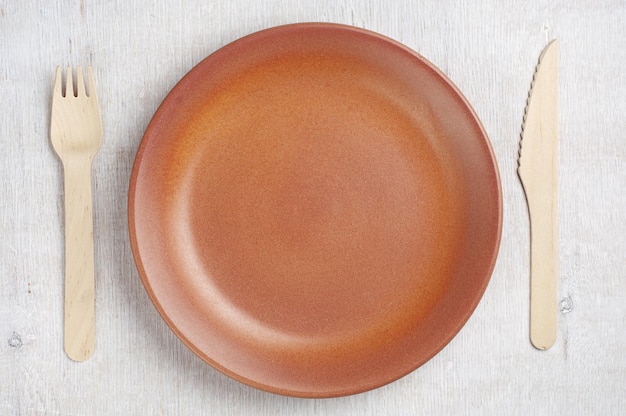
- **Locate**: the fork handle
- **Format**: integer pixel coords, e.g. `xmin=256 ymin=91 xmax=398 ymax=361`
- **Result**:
xmin=62 ymin=156 xmax=96 ymax=361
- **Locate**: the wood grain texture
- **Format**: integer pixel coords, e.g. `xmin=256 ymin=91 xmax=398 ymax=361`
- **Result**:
xmin=1 ymin=0 xmax=625 ymax=414
xmin=519 ymin=41 xmax=558 ymax=350
xmin=50 ymin=65 xmax=102 ymax=362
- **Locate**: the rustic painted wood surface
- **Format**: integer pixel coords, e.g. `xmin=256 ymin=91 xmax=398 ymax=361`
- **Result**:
xmin=1 ymin=1 xmax=625 ymax=414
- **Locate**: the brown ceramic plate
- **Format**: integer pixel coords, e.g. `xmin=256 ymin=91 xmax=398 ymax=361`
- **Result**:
xmin=129 ymin=23 xmax=502 ymax=398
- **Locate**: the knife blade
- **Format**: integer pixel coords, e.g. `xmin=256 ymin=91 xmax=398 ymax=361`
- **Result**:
xmin=518 ymin=40 xmax=559 ymax=350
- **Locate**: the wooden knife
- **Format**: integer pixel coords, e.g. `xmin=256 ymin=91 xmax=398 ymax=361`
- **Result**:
xmin=518 ymin=40 xmax=559 ymax=350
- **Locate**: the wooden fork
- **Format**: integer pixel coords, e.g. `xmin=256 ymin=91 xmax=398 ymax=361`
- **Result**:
xmin=50 ymin=66 xmax=102 ymax=361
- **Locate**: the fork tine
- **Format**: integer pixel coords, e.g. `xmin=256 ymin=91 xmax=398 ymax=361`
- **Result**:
xmin=76 ymin=66 xmax=86 ymax=97
xmin=53 ymin=66 xmax=62 ymax=98
xmin=87 ymin=66 xmax=98 ymax=102
xmin=66 ymin=66 xmax=74 ymax=97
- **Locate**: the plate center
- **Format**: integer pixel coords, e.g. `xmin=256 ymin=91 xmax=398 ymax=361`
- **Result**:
xmin=182 ymin=95 xmax=461 ymax=340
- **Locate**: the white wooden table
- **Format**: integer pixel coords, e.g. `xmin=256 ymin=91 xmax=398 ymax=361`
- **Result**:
xmin=2 ymin=1 xmax=625 ymax=414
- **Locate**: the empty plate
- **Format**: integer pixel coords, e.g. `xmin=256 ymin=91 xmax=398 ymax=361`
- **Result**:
xmin=129 ymin=23 xmax=502 ymax=398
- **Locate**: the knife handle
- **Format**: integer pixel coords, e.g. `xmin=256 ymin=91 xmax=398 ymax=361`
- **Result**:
xmin=528 ymin=194 xmax=558 ymax=350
